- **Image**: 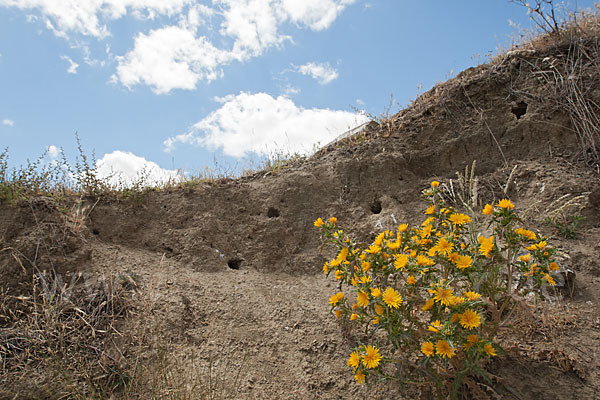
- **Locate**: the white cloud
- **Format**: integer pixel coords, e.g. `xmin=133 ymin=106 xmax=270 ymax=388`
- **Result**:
xmin=163 ymin=91 xmax=368 ymax=158
xmin=181 ymin=3 xmax=214 ymax=31
xmin=113 ymin=25 xmax=234 ymax=94
xmin=47 ymin=145 xmax=60 ymax=158
xmin=217 ymin=0 xmax=289 ymax=58
xmin=2 ymin=119 xmax=14 ymax=126
xmin=2 ymin=0 xmax=356 ymax=92
xmin=295 ymin=61 xmax=338 ymax=84
xmin=114 ymin=0 xmax=355 ymax=93
xmin=0 ymin=0 xmax=193 ymax=38
xmin=215 ymin=0 xmax=356 ymax=57
xmin=95 ymin=150 xmax=179 ymax=186
xmin=60 ymin=55 xmax=79 ymax=74
xmin=279 ymin=0 xmax=356 ymax=31
xmin=282 ymin=84 xmax=300 ymax=95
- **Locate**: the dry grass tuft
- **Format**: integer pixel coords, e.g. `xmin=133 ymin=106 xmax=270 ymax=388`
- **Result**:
xmin=0 ymin=266 xmax=136 ymax=398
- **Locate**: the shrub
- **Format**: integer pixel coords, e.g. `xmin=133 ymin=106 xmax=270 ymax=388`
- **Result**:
xmin=315 ymin=181 xmax=560 ymax=398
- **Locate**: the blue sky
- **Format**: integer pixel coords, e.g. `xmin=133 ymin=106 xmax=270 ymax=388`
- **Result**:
xmin=0 ymin=1 xmax=596 ymax=184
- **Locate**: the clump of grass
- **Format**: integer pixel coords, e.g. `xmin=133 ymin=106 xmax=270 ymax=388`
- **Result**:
xmin=545 ymin=214 xmax=584 ymax=239
xmin=501 ymin=2 xmax=600 ymax=165
xmin=439 ymin=160 xmax=480 ymax=214
xmin=0 ymin=264 xmax=136 ymax=398
xmin=543 ymin=193 xmax=587 ymax=239
xmin=0 ymin=147 xmax=72 ymax=203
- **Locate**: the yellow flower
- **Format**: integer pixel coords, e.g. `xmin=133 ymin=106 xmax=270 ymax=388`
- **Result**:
xmin=335 ymin=270 xmax=343 ymax=280
xmin=464 ymin=334 xmax=479 ymax=350
xmin=314 ymin=217 xmax=324 ymax=227
xmin=450 ymin=313 xmax=460 ymax=323
xmin=482 ymin=204 xmax=494 ymax=215
xmin=515 ymin=227 xmax=537 ymax=240
xmin=416 ymin=255 xmax=435 ymax=266
xmin=398 ymin=223 xmax=408 ymax=232
xmin=436 ymin=340 xmax=454 ymax=358
xmin=526 ymin=240 xmax=547 ymax=251
xmin=322 ymin=262 xmax=329 ymax=274
xmin=464 ymin=291 xmax=481 ymax=301
xmin=361 ymin=345 xmax=382 ymax=369
xmin=354 ymin=370 xmax=365 ymax=384
xmin=371 ymin=316 xmax=380 ymax=325
xmin=431 ymin=237 xmax=454 ymax=256
xmin=428 ymin=320 xmax=442 ymax=333
xmin=459 ymin=309 xmax=481 ymax=330
xmin=543 ymin=273 xmax=556 ymax=285
xmin=382 ymin=287 xmax=403 ymax=309
xmin=433 ymin=287 xmax=454 ymax=306
xmin=352 ymin=303 xmax=358 ymax=310
xmin=361 ymin=261 xmax=371 ymax=272
xmin=419 ymin=224 xmax=433 ymax=238
xmin=329 ymin=292 xmax=344 ymax=305
xmin=455 ymin=254 xmax=473 ymax=270
xmin=425 ymin=204 xmax=435 ymax=215
xmin=350 ymin=313 xmax=358 ymax=321
xmin=484 ymin=343 xmax=497 ymax=357
xmin=519 ymin=253 xmax=532 ymax=262
xmin=407 ymin=275 xmax=416 ymax=285
xmin=337 ymin=247 xmax=349 ymax=263
xmin=334 ymin=309 xmax=342 ymax=318
xmin=478 ymin=236 xmax=494 ymax=257
xmin=431 ymin=181 xmax=440 ymax=188
xmin=374 ymin=231 xmax=386 ymax=246
xmin=449 ymin=213 xmax=471 ymax=225
xmin=387 ymin=239 xmax=401 ymax=250
xmin=328 ymin=217 xmax=337 ymax=224
xmin=448 ymin=252 xmax=460 ymax=263
xmin=366 ymin=244 xmax=381 ymax=254
xmin=357 ymin=291 xmax=369 ymax=307
xmin=496 ymin=198 xmax=514 ymax=209
xmin=374 ymin=304 xmax=384 ymax=316
xmin=370 ymin=287 xmax=381 ymax=298
xmin=549 ymin=262 xmax=559 ymax=271
xmin=422 ymin=298 xmax=435 ymax=311
xmin=421 ymin=341 xmax=435 ymax=357
xmin=394 ymin=254 xmax=409 ymax=270
xmin=360 ymin=275 xmax=372 ymax=284
xmin=348 ymin=351 xmax=360 ymax=369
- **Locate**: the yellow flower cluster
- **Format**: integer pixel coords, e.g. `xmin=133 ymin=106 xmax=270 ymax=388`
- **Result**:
xmin=346 ymin=345 xmax=382 ymax=384
xmin=315 ymin=182 xmax=560 ymax=389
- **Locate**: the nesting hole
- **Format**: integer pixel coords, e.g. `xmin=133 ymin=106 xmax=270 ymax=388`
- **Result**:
xmin=511 ymin=101 xmax=528 ymax=120
xmin=92 ymin=229 xmax=100 ymax=235
xmin=370 ymin=200 xmax=382 ymax=214
xmin=267 ymin=207 xmax=280 ymax=218
xmin=227 ymin=258 xmax=243 ymax=270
